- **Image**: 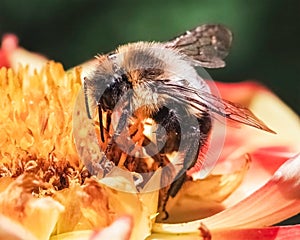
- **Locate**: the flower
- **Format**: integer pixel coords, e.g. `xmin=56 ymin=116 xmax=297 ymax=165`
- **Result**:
xmin=0 ymin=34 xmax=299 ymax=240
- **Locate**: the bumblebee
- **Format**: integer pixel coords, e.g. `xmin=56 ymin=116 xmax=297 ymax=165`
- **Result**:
xmin=83 ymin=24 xmax=273 ymax=218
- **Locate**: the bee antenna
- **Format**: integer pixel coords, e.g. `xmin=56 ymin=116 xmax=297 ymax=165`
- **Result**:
xmin=97 ymin=102 xmax=105 ymax=143
xmin=83 ymin=78 xmax=93 ymax=119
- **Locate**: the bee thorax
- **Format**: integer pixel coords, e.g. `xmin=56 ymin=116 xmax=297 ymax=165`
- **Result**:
xmin=132 ymin=84 xmax=162 ymax=117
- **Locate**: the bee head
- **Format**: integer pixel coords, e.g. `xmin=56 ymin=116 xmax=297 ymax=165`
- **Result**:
xmin=100 ymin=73 xmax=132 ymax=111
xmin=84 ymin=42 xmax=191 ymax=118
xmin=84 ymin=55 xmax=133 ymax=114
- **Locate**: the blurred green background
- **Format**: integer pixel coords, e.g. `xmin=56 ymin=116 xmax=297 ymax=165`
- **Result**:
xmin=0 ymin=0 xmax=299 ymax=114
xmin=0 ymin=0 xmax=299 ymax=225
xmin=0 ymin=0 xmax=299 ymax=115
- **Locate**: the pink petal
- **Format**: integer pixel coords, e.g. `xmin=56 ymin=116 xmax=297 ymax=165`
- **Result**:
xmin=212 ymin=224 xmax=300 ymax=240
xmin=199 ymin=80 xmax=300 ymax=206
xmin=202 ymin=153 xmax=300 ymax=229
xmin=206 ymin=81 xmax=267 ymax=105
xmin=90 ymin=216 xmax=133 ymax=240
xmin=0 ymin=33 xmax=48 ymax=71
xmin=0 ymin=34 xmax=18 ymax=67
xmin=222 ymin=146 xmax=295 ymax=207
xmin=150 ymin=224 xmax=300 ymax=240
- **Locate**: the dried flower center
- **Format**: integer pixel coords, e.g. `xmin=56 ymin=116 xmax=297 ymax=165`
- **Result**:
xmin=0 ymin=62 xmax=90 ymax=195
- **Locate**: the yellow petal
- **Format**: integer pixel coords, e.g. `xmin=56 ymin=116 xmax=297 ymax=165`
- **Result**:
xmin=156 ymin=154 xmax=249 ymax=223
xmin=0 ymin=214 xmax=37 ymax=240
xmin=248 ymin=87 xmax=300 ymax=151
xmin=8 ymin=47 xmax=48 ymax=73
xmin=100 ymin=175 xmax=156 ymax=240
xmin=50 ymin=230 xmax=92 ymax=240
xmin=53 ymin=179 xmax=112 ymax=234
xmin=52 ymin=174 xmax=156 ymax=240
xmin=0 ymin=174 xmax=64 ymax=240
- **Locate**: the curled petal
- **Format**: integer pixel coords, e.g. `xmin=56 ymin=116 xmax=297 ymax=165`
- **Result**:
xmin=152 ymin=154 xmax=300 ymax=234
xmin=202 ymin=154 xmax=300 ymax=229
xmin=222 ymin=146 xmax=296 ymax=207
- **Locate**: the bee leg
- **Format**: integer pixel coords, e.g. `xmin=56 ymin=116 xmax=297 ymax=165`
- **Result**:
xmin=150 ymin=106 xmax=181 ymax=219
xmin=160 ymin=140 xmax=200 ymax=220
xmin=99 ymin=104 xmax=131 ymax=174
xmin=153 ymin=106 xmax=212 ymax=220
xmin=105 ymin=103 xmax=131 ymax=154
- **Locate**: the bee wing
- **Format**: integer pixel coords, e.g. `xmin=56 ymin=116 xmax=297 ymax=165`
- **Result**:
xmin=160 ymin=82 xmax=275 ymax=133
xmin=192 ymin=90 xmax=275 ymax=133
xmin=165 ymin=24 xmax=233 ymax=68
